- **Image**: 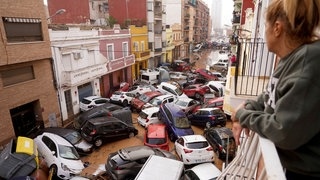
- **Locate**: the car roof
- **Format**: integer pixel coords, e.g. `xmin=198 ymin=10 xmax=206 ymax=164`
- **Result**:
xmin=176 ymin=97 xmax=194 ymax=103
xmin=118 ymin=145 xmax=156 ymax=160
xmin=182 ymin=135 xmax=206 ymax=143
xmin=147 ymin=124 xmax=166 ymax=138
xmin=42 ymin=127 xmax=77 ymax=136
xmin=207 ymin=97 xmax=224 ymax=103
xmin=163 ymin=103 xmax=185 ymax=116
xmin=143 ymin=91 xmax=162 ymax=97
xmin=88 ymin=116 xmax=122 ymax=125
xmin=154 ymin=94 xmax=174 ymax=100
xmin=189 ymin=163 xmax=222 ymax=179
xmin=83 ymin=95 xmax=104 ymax=101
xmin=40 ymin=132 xmax=74 ymax=146
xmin=210 ymin=127 xmax=234 ymax=139
xmin=198 ymin=107 xmax=221 ymax=111
xmin=142 ymin=106 xmax=160 ymax=114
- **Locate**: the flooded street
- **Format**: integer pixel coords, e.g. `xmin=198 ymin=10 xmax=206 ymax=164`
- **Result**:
xmin=79 ymin=49 xmax=232 ymax=178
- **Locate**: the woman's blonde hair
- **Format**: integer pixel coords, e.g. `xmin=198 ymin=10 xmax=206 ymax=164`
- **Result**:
xmin=266 ymin=0 xmax=320 ymax=43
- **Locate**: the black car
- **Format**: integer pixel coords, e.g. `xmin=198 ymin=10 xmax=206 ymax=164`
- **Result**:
xmin=187 ymin=107 xmax=227 ymax=128
xmin=74 ymin=102 xmax=132 ymax=130
xmin=105 ymin=145 xmax=177 ymax=180
xmin=203 ymin=127 xmax=236 ymax=161
xmin=41 ymin=127 xmax=93 ymax=155
xmin=80 ymin=116 xmax=138 ymax=147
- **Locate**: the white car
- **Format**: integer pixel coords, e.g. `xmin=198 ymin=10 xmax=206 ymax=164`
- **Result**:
xmin=183 ymin=162 xmax=222 ymax=179
xmin=109 ymin=91 xmax=136 ymax=106
xmin=174 ymin=97 xmax=201 ymax=114
xmin=143 ymin=94 xmax=176 ymax=109
xmin=169 ymin=71 xmax=189 ymax=80
xmin=175 ymin=135 xmax=214 ymax=165
xmin=34 ymin=132 xmax=85 ymax=179
xmin=79 ymin=95 xmax=109 ymax=112
xmin=127 ymin=84 xmax=155 ymax=96
xmin=212 ymin=72 xmax=227 ymax=82
xmin=137 ymin=106 xmax=162 ymax=127
xmin=205 ymin=81 xmax=226 ymax=97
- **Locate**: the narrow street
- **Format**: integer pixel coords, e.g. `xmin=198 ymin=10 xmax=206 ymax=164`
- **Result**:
xmin=79 ymin=49 xmax=232 ymax=179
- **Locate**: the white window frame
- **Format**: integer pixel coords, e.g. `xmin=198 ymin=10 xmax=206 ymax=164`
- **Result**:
xmin=122 ymin=42 xmax=129 ymax=57
xmin=107 ymin=44 xmax=114 ymax=60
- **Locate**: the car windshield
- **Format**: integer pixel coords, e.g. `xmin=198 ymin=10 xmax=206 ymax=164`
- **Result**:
xmin=58 ymin=145 xmax=80 ymax=160
xmin=64 ymin=131 xmax=82 ymax=144
xmin=186 ymin=141 xmax=209 ymax=149
xmin=139 ymin=111 xmax=148 ymax=119
xmin=149 ymin=98 xmax=161 ymax=105
xmin=174 ymin=117 xmax=191 ymax=128
xmin=139 ymin=94 xmax=150 ymax=102
xmin=81 ymin=99 xmax=91 ymax=104
xmin=175 ymin=88 xmax=183 ymax=96
xmin=175 ymin=100 xmax=188 ymax=107
xmin=147 ymin=138 xmax=166 ymax=145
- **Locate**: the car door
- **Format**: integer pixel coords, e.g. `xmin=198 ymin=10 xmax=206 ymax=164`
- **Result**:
xmin=112 ymin=122 xmax=130 ymax=139
xmin=191 ymin=110 xmax=207 ymax=126
xmin=40 ymin=135 xmax=58 ymax=166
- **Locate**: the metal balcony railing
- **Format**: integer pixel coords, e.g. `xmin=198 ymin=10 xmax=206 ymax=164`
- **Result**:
xmin=217 ymin=132 xmax=286 ymax=180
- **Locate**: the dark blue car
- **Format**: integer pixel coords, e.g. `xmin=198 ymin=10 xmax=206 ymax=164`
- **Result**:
xmin=159 ymin=103 xmax=194 ymax=142
xmin=187 ymin=108 xmax=227 ymax=128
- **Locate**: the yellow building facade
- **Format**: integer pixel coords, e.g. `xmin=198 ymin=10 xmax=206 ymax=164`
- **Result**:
xmin=129 ymin=25 xmax=150 ymax=82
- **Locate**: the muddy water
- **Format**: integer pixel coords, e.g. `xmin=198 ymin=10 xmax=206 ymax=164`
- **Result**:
xmin=80 ymin=49 xmax=233 ymax=178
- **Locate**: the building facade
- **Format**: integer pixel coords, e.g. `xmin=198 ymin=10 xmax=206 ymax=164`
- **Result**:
xmin=0 ymin=0 xmax=60 ymax=145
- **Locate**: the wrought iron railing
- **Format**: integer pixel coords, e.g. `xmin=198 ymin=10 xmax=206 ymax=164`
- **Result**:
xmin=234 ymin=38 xmax=275 ymax=96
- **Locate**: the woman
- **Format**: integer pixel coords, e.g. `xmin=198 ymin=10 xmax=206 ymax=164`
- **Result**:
xmin=232 ymin=0 xmax=320 ymax=179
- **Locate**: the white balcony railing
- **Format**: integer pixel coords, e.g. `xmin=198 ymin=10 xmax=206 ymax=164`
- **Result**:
xmin=217 ymin=131 xmax=286 ymax=180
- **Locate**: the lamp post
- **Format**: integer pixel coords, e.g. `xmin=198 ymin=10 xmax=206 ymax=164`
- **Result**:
xmin=47 ymin=9 xmax=66 ymax=23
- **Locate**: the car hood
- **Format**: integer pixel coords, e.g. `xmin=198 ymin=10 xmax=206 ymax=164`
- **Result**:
xmin=75 ymin=139 xmax=93 ymax=152
xmin=175 ymin=127 xmax=194 ymax=136
xmin=60 ymin=158 xmax=85 ymax=174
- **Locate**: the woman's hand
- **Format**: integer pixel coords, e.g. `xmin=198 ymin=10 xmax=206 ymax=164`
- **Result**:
xmin=231 ymin=102 xmax=250 ymax=145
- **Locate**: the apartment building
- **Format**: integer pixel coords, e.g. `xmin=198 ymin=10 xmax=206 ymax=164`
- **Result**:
xmin=0 ymin=0 xmax=60 ymax=145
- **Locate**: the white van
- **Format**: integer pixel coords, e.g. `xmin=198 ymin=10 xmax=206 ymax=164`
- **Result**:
xmin=157 ymin=82 xmax=188 ymax=98
xmin=135 ymin=155 xmax=184 ymax=180
xmin=140 ymin=70 xmax=159 ymax=85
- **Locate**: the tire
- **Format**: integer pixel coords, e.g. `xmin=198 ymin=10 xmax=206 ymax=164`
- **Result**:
xmin=123 ymin=100 xmax=128 ymax=107
xmin=205 ymin=121 xmax=212 ymax=129
xmin=94 ymin=138 xmax=103 ymax=147
xmin=49 ymin=164 xmax=58 ymax=179
xmin=128 ymin=132 xmax=135 ymax=138
xmin=195 ymin=93 xmax=201 ymax=100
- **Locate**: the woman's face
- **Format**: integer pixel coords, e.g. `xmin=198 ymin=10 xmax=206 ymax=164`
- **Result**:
xmin=265 ymin=21 xmax=276 ymax=53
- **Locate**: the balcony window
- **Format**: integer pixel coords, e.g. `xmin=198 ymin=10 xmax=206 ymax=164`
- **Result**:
xmin=107 ymin=44 xmax=114 ymax=60
xmin=3 ymin=17 xmax=43 ymax=43
xmin=122 ymin=42 xmax=129 ymax=57
xmin=1 ymin=66 xmax=35 ymax=87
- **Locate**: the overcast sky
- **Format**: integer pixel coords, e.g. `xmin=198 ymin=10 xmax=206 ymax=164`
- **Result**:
xmin=203 ymin=0 xmax=234 ymax=26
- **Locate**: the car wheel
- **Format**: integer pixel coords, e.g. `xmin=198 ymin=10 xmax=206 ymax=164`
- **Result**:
xmin=128 ymin=132 xmax=135 ymax=138
xmin=49 ymin=164 xmax=58 ymax=178
xmin=195 ymin=93 xmax=201 ymax=99
xmin=123 ymin=100 xmax=128 ymax=107
xmin=94 ymin=138 xmax=103 ymax=147
xmin=205 ymin=121 xmax=212 ymax=129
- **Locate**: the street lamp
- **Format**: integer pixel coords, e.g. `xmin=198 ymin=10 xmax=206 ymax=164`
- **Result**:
xmin=47 ymin=9 xmax=66 ymax=21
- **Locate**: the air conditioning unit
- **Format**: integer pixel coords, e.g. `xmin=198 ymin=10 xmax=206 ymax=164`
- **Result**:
xmin=73 ymin=52 xmax=83 ymax=60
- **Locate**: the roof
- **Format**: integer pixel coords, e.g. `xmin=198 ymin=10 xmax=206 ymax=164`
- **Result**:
xmin=147 ymin=124 xmax=166 ymax=138
xmin=182 ymin=134 xmax=207 ymax=143
xmin=40 ymin=132 xmax=73 ymax=147
xmin=83 ymin=95 xmax=103 ymax=101
xmin=142 ymin=106 xmax=160 ymax=114
xmin=88 ymin=116 xmax=121 ymax=125
xmin=210 ymin=127 xmax=234 ymax=139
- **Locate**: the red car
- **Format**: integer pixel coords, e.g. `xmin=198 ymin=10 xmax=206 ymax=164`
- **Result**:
xmin=183 ymin=84 xmax=211 ymax=100
xmin=172 ymin=60 xmax=191 ymax=72
xmin=130 ymin=91 xmax=162 ymax=112
xmin=194 ymin=68 xmax=218 ymax=81
xmin=204 ymin=96 xmax=224 ymax=110
xmin=144 ymin=124 xmax=169 ymax=151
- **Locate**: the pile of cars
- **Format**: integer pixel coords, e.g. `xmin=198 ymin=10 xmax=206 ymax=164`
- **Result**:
xmin=8 ymin=61 xmax=231 ymax=179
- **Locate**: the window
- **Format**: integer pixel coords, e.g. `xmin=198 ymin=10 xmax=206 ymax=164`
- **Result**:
xmin=147 ymin=2 xmax=153 ymax=11
xmin=107 ymin=44 xmax=114 ymax=60
xmin=122 ymin=42 xmax=128 ymax=57
xmin=133 ymin=42 xmax=139 ymax=52
xmin=1 ymin=66 xmax=35 ymax=86
xmin=148 ymin=23 xmax=153 ymax=32
xmin=3 ymin=17 xmax=43 ymax=43
xmin=141 ymin=41 xmax=145 ymax=52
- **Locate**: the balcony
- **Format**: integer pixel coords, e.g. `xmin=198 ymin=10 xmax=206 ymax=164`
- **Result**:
xmin=133 ymin=50 xmax=150 ymax=61
xmin=217 ymin=132 xmax=286 ymax=179
xmin=220 ymin=38 xmax=286 ymax=179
